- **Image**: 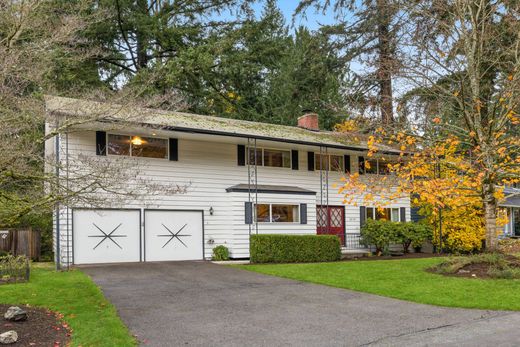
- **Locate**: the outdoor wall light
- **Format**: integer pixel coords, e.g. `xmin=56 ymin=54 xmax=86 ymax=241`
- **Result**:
xmin=209 ymin=207 xmax=214 ymax=215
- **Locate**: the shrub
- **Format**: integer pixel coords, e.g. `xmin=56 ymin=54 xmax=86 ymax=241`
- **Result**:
xmin=0 ymin=254 xmax=30 ymax=284
xmin=498 ymin=238 xmax=520 ymax=254
xmin=212 ymin=245 xmax=230 ymax=261
xmin=430 ymin=253 xmax=520 ymax=279
xmin=360 ymin=219 xmax=398 ymax=255
xmin=395 ymin=222 xmax=432 ymax=253
xmin=250 ymin=234 xmax=341 ymax=263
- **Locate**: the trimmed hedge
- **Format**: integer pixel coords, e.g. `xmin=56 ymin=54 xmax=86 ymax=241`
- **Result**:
xmin=250 ymin=234 xmax=341 ymax=263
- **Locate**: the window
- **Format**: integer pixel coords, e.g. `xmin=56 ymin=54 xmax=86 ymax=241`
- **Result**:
xmin=107 ymin=134 xmax=168 ymax=159
xmin=362 ymin=157 xmax=400 ymax=175
xmin=315 ymin=154 xmax=344 ymax=171
xmin=131 ymin=137 xmax=168 ymax=159
xmin=366 ymin=207 xmax=401 ymax=222
xmin=264 ymin=148 xmax=291 ymax=168
xmin=255 ymin=204 xmax=299 ymax=223
xmin=364 ymin=159 xmax=378 ymax=174
xmin=247 ymin=148 xmax=291 ymax=168
xmin=107 ymin=134 xmax=130 ymax=156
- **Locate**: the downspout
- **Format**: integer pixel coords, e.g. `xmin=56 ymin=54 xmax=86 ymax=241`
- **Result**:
xmin=55 ymin=131 xmax=61 ymax=271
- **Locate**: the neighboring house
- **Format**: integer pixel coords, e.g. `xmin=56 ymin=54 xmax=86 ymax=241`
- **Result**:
xmin=45 ymin=96 xmax=410 ymax=266
xmin=500 ymin=186 xmax=520 ymax=237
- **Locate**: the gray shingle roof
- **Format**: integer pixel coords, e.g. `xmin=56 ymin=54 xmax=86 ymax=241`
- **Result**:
xmin=45 ymin=95 xmax=398 ymax=153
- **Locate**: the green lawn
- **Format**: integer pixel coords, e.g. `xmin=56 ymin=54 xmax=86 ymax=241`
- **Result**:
xmin=237 ymin=257 xmax=520 ymax=311
xmin=0 ymin=263 xmax=135 ymax=346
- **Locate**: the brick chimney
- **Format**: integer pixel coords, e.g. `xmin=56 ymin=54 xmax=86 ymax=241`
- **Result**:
xmin=297 ymin=113 xmax=319 ymax=131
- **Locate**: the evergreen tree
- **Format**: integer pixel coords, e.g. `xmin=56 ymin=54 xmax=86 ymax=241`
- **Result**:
xmin=296 ymin=0 xmax=404 ymax=124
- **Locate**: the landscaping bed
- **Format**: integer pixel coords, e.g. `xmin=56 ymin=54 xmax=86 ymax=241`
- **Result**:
xmin=0 ymin=263 xmax=135 ymax=346
xmin=346 ymin=252 xmax=444 ymax=261
xmin=0 ymin=304 xmax=69 ymax=346
xmin=429 ymin=253 xmax=520 ymax=279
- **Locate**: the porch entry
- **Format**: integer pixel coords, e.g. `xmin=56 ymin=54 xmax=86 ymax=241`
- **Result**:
xmin=317 ymin=205 xmax=346 ymax=245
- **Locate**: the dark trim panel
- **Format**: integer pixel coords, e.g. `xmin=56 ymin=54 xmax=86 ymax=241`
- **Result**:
xmin=237 ymin=144 xmax=246 ymax=166
xmin=291 ymin=150 xmax=299 ymax=170
xmin=169 ymin=138 xmax=178 ymax=161
xmin=226 ymin=187 xmax=316 ymax=195
xmin=95 ymin=131 xmax=106 ymax=156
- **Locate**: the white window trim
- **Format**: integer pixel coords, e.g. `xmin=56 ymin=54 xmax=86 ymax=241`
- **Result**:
xmin=247 ymin=146 xmax=292 ymax=169
xmin=365 ymin=207 xmax=401 ymax=222
xmin=315 ymin=153 xmax=344 ymax=172
xmin=254 ymin=203 xmax=300 ymax=224
xmin=106 ymin=133 xmax=169 ymax=160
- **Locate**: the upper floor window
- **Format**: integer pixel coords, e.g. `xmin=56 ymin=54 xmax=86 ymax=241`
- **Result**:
xmin=366 ymin=207 xmax=401 ymax=222
xmin=247 ymin=147 xmax=291 ymax=168
xmin=107 ymin=134 xmax=168 ymax=159
xmin=361 ymin=158 xmax=400 ymax=175
xmin=315 ymin=154 xmax=344 ymax=171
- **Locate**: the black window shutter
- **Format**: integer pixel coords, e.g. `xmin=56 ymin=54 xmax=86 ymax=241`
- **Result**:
xmin=411 ymin=207 xmax=423 ymax=223
xmin=95 ymin=131 xmax=106 ymax=156
xmin=360 ymin=206 xmax=366 ymax=228
xmin=344 ymin=155 xmax=351 ymax=173
xmin=245 ymin=202 xmax=253 ymax=224
xmin=400 ymin=207 xmax=406 ymax=222
xmin=169 ymin=138 xmax=178 ymax=161
xmin=291 ymin=150 xmax=299 ymax=170
xmin=307 ymin=152 xmax=315 ymax=171
xmin=358 ymin=156 xmax=365 ymax=174
xmin=300 ymin=204 xmax=307 ymax=224
xmin=237 ymin=145 xmax=246 ymax=166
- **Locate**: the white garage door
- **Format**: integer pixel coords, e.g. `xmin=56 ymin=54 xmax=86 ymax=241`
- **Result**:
xmin=73 ymin=209 xmax=141 ymax=265
xmin=144 ymin=210 xmax=203 ymax=261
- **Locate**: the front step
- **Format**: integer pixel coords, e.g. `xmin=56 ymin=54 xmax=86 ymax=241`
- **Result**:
xmin=341 ymin=247 xmax=371 ymax=259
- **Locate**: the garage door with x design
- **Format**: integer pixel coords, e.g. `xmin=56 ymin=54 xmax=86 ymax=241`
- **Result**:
xmin=73 ymin=209 xmax=141 ymax=264
xmin=144 ymin=210 xmax=203 ymax=261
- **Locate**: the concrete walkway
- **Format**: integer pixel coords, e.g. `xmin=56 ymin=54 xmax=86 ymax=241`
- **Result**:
xmin=82 ymin=261 xmax=520 ymax=347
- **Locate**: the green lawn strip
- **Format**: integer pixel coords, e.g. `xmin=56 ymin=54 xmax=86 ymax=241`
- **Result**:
xmin=236 ymin=257 xmax=520 ymax=311
xmin=0 ymin=263 xmax=136 ymax=346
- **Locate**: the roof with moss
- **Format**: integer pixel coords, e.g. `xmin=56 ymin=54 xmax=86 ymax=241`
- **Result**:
xmin=45 ymin=95 xmax=398 ymax=153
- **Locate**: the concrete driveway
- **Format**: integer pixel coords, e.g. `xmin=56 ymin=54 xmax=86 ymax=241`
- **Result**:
xmin=83 ymin=261 xmax=520 ymax=346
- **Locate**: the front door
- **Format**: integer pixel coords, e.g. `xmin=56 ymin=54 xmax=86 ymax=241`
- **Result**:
xmin=317 ymin=206 xmax=345 ymax=245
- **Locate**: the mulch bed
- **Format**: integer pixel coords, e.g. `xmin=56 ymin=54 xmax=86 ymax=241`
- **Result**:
xmin=428 ymin=255 xmax=520 ymax=279
xmin=345 ymin=252 xmax=446 ymax=261
xmin=0 ymin=304 xmax=70 ymax=347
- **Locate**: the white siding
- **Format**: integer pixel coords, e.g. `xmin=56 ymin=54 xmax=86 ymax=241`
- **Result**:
xmin=50 ymin=128 xmax=411 ymax=264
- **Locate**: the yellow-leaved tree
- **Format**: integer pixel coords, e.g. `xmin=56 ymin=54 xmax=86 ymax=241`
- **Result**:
xmin=337 ymin=0 xmax=520 ymax=252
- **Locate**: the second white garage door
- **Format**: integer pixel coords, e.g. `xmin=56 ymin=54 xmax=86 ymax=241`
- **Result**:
xmin=144 ymin=210 xmax=204 ymax=261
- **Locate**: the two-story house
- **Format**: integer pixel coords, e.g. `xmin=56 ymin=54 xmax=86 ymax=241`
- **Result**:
xmin=45 ymin=96 xmax=410 ymax=266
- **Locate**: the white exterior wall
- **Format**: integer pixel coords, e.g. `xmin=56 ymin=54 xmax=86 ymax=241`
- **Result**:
xmin=51 ymin=128 xmax=410 ymax=264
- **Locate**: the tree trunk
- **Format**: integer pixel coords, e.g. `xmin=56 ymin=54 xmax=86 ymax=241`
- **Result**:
xmin=376 ymin=0 xmax=394 ymax=124
xmin=135 ymin=0 xmax=149 ymax=70
xmin=483 ymin=193 xmax=498 ymax=252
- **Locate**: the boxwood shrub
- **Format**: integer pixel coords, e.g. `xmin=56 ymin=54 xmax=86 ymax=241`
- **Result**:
xmin=250 ymin=234 xmax=341 ymax=263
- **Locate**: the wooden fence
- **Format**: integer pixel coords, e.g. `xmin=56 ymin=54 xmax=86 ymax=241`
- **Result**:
xmin=0 ymin=228 xmax=41 ymax=261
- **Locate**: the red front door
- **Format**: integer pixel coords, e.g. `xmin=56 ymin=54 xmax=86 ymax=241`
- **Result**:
xmin=317 ymin=206 xmax=345 ymax=245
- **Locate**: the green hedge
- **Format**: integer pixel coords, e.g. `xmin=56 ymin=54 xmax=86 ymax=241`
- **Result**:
xmin=250 ymin=234 xmax=341 ymax=263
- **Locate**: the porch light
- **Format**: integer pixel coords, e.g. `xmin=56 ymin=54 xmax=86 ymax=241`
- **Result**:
xmin=209 ymin=207 xmax=214 ymax=215
xmin=131 ymin=136 xmax=143 ymax=146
